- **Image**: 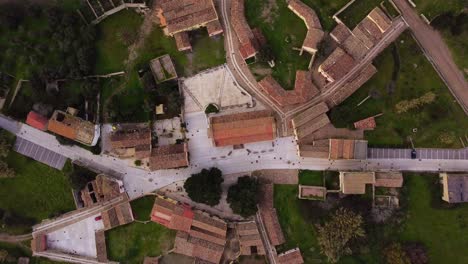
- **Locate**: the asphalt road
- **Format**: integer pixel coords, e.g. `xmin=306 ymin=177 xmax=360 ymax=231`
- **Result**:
xmin=392 ymin=0 xmax=468 ymax=114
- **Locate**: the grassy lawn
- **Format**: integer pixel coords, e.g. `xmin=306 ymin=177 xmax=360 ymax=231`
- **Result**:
xmin=400 ymin=174 xmax=468 ymax=264
xmin=0 ymin=242 xmax=67 ymax=264
xmin=329 ymin=31 xmax=468 ymax=148
xmin=134 ymin=27 xmax=225 ymax=77
xmin=130 ymin=196 xmax=155 ymax=221
xmin=274 ymin=185 xmax=323 ymax=263
xmin=106 ymin=222 xmax=176 ymax=264
xmin=106 ymin=195 xmax=176 ymax=263
xmin=95 ymin=10 xmax=144 ymax=74
xmin=414 ymin=0 xmax=466 ymax=20
xmin=245 ymin=0 xmax=311 ymax=88
xmin=0 ymin=151 xmax=75 ymax=234
xmin=299 ymin=170 xmax=324 ymax=186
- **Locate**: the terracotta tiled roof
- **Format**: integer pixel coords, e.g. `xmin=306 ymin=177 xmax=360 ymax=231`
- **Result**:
xmin=174 ymin=32 xmax=192 ymax=52
xmin=340 ymin=172 xmax=375 ymax=194
xmin=375 ymin=172 xmax=403 ymax=188
xmin=260 ymin=207 xmax=285 ymax=246
xmin=258 ymin=73 xmax=318 ymax=107
xmin=367 ymin=7 xmax=392 ymax=33
xmin=236 ymin=221 xmax=265 ymax=256
xmin=259 ymin=184 xmax=285 ymax=246
xmin=342 ymin=33 xmax=369 ymax=60
xmin=95 ymin=231 xmax=108 ymax=262
xmin=231 ymin=0 xmax=259 ymax=59
xmin=143 ymin=257 xmax=159 ymax=264
xmin=159 ymin=0 xmax=219 ymax=35
xmin=354 ymin=116 xmax=377 ymax=130
xmin=26 ymin=111 xmax=48 ymax=131
xmin=277 ymin=248 xmax=304 ymax=264
xmin=210 ymin=110 xmax=276 ymax=146
xmin=328 ymin=63 xmax=377 ymax=106
xmin=302 ymin=28 xmax=324 ymax=53
xmin=287 ymin=0 xmax=323 ymax=53
xmin=298 ymin=144 xmax=329 ymax=158
xmin=31 ymin=234 xmax=47 ymax=253
xmin=80 ymin=174 xmax=123 ymax=207
xmin=329 ymin=139 xmax=368 ymax=160
xmin=319 ymin=47 xmax=357 ymax=82
xmin=149 ymin=143 xmax=189 ymax=170
xmin=102 ymin=200 xmax=134 ymax=230
xmin=151 ymin=197 xmax=228 ymax=249
xmin=47 ymin=110 xmax=96 ymax=145
xmin=206 ymin=20 xmax=223 ymax=37
xmin=110 ymin=123 xmax=151 ymax=149
xmin=287 ymin=0 xmax=321 ymax=29
xmin=174 ymin=231 xmax=225 ymax=264
xmin=291 ymin=102 xmax=329 ymax=128
xmin=294 ymin=114 xmax=330 ymax=139
xmin=330 ymin=23 xmax=352 ymax=44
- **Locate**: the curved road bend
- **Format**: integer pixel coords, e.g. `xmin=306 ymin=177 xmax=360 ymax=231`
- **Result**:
xmin=392 ymin=0 xmax=468 ymax=115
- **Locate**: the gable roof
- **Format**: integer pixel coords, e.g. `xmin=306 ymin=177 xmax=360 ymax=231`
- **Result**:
xmin=319 ymin=47 xmax=357 ymax=82
xmin=209 ymin=110 xmax=276 ymax=146
xmin=149 ymin=143 xmax=189 ymax=170
xmin=159 ymin=0 xmax=219 ymax=35
xmin=231 ymin=0 xmax=259 ymax=59
xmin=26 ymin=111 xmax=48 ymax=131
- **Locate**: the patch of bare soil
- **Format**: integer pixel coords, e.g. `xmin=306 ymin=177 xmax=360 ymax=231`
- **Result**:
xmin=261 ymin=0 xmax=278 ymax=24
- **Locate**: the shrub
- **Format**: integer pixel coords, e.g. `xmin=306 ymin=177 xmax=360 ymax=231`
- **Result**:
xmin=227 ymin=176 xmax=259 ymax=217
xmin=184 ymin=167 xmax=223 ymax=206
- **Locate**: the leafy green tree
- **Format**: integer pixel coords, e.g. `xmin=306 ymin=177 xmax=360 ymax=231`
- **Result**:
xmin=184 ymin=167 xmax=223 ymax=206
xmin=0 ymin=160 xmax=15 ymax=178
xmin=384 ymin=243 xmax=411 ymax=264
xmin=316 ymin=208 xmax=365 ymax=263
xmin=227 ymin=176 xmax=259 ymax=217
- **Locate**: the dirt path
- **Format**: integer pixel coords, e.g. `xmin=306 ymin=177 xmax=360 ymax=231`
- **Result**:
xmin=102 ymin=4 xmax=157 ymax=122
xmin=0 ymin=233 xmax=32 ymax=243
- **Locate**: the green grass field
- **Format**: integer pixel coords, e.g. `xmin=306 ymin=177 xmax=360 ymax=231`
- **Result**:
xmin=134 ymin=27 xmax=226 ymax=77
xmin=0 ymin=151 xmax=75 ymax=234
xmin=400 ymin=175 xmax=468 ymax=264
xmin=329 ymin=31 xmax=468 ymax=148
xmin=0 ymin=242 xmax=67 ymax=264
xmin=95 ymin=10 xmax=144 ymax=74
xmin=130 ymin=196 xmax=155 ymax=221
xmin=106 ymin=195 xmax=176 ymax=263
xmin=245 ymin=0 xmax=311 ymax=88
xmin=105 ymin=221 xmax=176 ymax=263
xmin=298 ymin=170 xmax=324 ymax=186
xmin=274 ymin=185 xmax=324 ymax=263
xmin=414 ymin=0 xmax=466 ymax=20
